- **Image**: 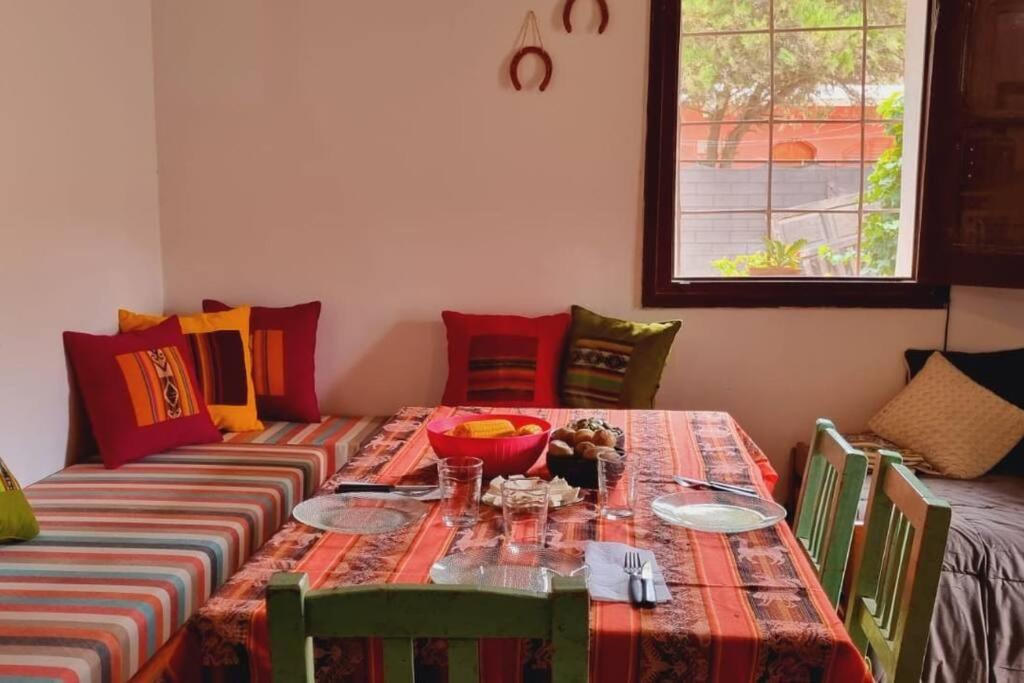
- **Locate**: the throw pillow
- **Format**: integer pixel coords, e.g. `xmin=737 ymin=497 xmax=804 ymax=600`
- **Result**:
xmin=203 ymin=300 xmax=322 ymax=422
xmin=441 ymin=311 xmax=571 ymax=407
xmin=870 ymin=352 xmax=1024 ymax=479
xmin=0 ymin=458 xmax=39 ymax=542
xmin=561 ymin=305 xmax=681 ymax=409
xmin=119 ymin=307 xmax=263 ymax=432
xmin=906 ymin=347 xmax=1024 ymax=473
xmin=64 ymin=317 xmax=221 ymax=467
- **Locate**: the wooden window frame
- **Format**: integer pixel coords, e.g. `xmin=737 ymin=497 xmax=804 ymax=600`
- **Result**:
xmin=641 ymin=0 xmax=950 ymax=309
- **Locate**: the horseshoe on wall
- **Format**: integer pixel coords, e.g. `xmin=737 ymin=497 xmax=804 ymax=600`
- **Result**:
xmin=510 ymin=46 xmax=554 ymax=92
xmin=563 ymin=0 xmax=610 ymax=34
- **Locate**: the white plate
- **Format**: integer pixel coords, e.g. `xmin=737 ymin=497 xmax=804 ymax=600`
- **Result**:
xmin=292 ymin=493 xmax=428 ymax=534
xmin=430 ymin=547 xmax=586 ymax=594
xmin=652 ymin=489 xmax=786 ymax=533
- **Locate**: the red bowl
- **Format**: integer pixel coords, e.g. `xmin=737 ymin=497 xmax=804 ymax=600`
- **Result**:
xmin=426 ymin=415 xmax=552 ymax=478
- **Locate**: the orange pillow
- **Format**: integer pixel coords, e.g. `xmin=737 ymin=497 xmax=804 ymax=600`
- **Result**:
xmin=119 ymin=307 xmax=263 ymax=432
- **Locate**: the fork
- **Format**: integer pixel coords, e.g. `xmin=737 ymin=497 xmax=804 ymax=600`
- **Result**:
xmin=623 ymin=551 xmax=644 ymax=607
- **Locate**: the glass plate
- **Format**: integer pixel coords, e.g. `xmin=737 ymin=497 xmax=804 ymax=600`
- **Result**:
xmin=430 ymin=547 xmax=586 ymax=594
xmin=651 ymin=489 xmax=786 ymax=533
xmin=292 ymin=493 xmax=428 ymax=534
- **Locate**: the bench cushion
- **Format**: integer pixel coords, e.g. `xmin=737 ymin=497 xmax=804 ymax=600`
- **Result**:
xmin=0 ymin=416 xmax=384 ymax=683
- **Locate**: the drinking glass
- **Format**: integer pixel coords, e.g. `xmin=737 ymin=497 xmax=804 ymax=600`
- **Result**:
xmin=501 ymin=478 xmax=549 ymax=550
xmin=597 ymin=450 xmax=636 ymax=520
xmin=438 ymin=457 xmax=483 ymax=527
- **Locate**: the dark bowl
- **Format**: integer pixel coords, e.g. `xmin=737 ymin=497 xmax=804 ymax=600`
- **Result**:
xmin=547 ymin=447 xmax=626 ymax=489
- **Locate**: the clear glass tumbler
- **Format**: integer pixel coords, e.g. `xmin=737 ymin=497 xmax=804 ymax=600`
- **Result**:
xmin=438 ymin=457 xmax=483 ymax=528
xmin=501 ymin=478 xmax=549 ymax=550
xmin=597 ymin=450 xmax=636 ymax=520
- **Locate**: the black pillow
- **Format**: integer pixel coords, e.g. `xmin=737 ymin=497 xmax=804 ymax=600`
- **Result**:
xmin=905 ymin=348 xmax=1024 ymax=475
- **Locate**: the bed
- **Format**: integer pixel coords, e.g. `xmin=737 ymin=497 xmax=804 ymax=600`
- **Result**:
xmin=846 ymin=433 xmax=1024 ymax=683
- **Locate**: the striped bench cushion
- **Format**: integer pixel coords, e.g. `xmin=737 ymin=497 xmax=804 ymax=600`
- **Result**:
xmin=220 ymin=415 xmax=384 ymax=474
xmin=0 ymin=450 xmax=321 ymax=683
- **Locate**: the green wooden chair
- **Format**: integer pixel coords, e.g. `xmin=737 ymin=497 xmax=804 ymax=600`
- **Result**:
xmin=267 ymin=572 xmax=590 ymax=683
xmin=844 ymin=450 xmax=950 ymax=683
xmin=792 ymin=418 xmax=869 ymax=606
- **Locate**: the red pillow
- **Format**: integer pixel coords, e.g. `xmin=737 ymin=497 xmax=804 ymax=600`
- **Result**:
xmin=203 ymin=300 xmax=321 ymax=422
xmin=441 ymin=311 xmax=571 ymax=408
xmin=63 ymin=317 xmax=221 ymax=468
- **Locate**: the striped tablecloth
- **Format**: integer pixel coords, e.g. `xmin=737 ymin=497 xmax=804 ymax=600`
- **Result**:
xmin=183 ymin=406 xmax=869 ymax=683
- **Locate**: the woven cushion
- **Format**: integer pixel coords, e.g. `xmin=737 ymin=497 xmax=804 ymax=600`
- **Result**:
xmin=120 ymin=307 xmax=263 ymax=432
xmin=906 ymin=347 xmax=1024 ymax=474
xmin=561 ymin=305 xmax=680 ymax=409
xmin=869 ymin=353 xmax=1024 ymax=479
xmin=64 ymin=317 xmax=221 ymax=467
xmin=0 ymin=458 xmax=37 ymax=543
xmin=203 ymin=300 xmax=321 ymax=422
xmin=441 ymin=311 xmax=571 ymax=408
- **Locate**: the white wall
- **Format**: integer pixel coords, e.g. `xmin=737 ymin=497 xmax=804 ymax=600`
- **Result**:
xmin=0 ymin=1 xmax=164 ymax=484
xmin=149 ymin=0 xmax=1024 ymax=499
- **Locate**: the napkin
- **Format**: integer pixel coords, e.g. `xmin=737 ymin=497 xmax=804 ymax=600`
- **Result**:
xmin=584 ymin=541 xmax=672 ymax=603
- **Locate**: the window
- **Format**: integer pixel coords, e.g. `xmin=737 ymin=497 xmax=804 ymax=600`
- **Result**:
xmin=642 ymin=0 xmax=949 ymax=307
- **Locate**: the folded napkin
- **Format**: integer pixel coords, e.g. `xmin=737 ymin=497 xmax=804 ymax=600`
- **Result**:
xmin=584 ymin=541 xmax=671 ymax=603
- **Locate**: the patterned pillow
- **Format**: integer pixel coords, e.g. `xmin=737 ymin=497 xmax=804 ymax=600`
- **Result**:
xmin=203 ymin=300 xmax=322 ymax=422
xmin=0 ymin=458 xmax=39 ymax=543
xmin=441 ymin=311 xmax=571 ymax=407
xmin=905 ymin=347 xmax=1024 ymax=474
xmin=64 ymin=317 xmax=221 ymax=467
xmin=119 ymin=307 xmax=263 ymax=432
xmin=561 ymin=306 xmax=681 ymax=409
xmin=869 ymin=352 xmax=1024 ymax=479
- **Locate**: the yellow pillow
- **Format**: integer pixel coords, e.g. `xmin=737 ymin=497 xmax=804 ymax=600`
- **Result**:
xmin=119 ymin=307 xmax=264 ymax=432
xmin=869 ymin=353 xmax=1024 ymax=479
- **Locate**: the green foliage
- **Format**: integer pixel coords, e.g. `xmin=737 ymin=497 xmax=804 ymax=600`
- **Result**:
xmin=680 ymin=0 xmax=904 ymax=165
xmin=860 ymin=91 xmax=904 ymax=276
xmin=713 ymin=238 xmax=808 ymax=276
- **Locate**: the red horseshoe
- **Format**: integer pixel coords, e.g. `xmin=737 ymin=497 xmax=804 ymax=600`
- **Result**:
xmin=563 ymin=0 xmax=610 ymax=34
xmin=510 ymin=46 xmax=553 ymax=92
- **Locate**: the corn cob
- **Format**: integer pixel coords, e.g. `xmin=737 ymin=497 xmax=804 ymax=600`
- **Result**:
xmin=453 ymin=419 xmax=517 ymax=438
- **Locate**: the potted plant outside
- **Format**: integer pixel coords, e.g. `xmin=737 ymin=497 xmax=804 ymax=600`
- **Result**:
xmin=712 ymin=238 xmax=808 ymax=277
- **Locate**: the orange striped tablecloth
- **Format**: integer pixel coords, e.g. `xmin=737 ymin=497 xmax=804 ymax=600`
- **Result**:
xmin=187 ymin=406 xmax=870 ymax=683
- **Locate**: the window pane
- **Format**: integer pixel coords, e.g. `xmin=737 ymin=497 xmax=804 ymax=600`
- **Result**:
xmin=771 ymin=212 xmax=861 ymax=276
xmin=681 ymin=0 xmax=769 ymax=33
xmin=681 ymin=34 xmax=771 ymax=121
xmin=773 ymin=121 xmax=863 ymax=161
xmin=679 ymin=123 xmax=770 ymax=161
xmin=775 ymin=30 xmax=862 ymax=119
xmin=772 ymin=162 xmax=862 ymax=210
xmin=864 ymin=158 xmax=902 ymax=210
xmin=866 ymin=29 xmax=905 ymax=117
xmin=676 ymin=213 xmax=769 ymax=278
xmin=868 ymin=0 xmax=905 ymax=26
xmin=774 ymin=0 xmax=862 ymax=29
xmin=679 ymin=163 xmax=768 ymax=211
xmin=860 ymin=212 xmax=901 ymax=276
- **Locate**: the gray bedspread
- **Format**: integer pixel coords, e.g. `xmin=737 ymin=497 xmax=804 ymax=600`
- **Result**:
xmin=918 ymin=475 xmax=1024 ymax=683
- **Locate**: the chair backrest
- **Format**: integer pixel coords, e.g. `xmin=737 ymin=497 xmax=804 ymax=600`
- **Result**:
xmin=793 ymin=418 xmax=869 ymax=606
xmin=267 ymin=572 xmax=589 ymax=683
xmin=844 ymin=451 xmax=950 ymax=683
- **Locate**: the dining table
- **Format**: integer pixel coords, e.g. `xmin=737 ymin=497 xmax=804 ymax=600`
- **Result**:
xmin=176 ymin=406 xmax=870 ymax=683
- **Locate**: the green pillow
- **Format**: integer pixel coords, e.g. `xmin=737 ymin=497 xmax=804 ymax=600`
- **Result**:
xmin=0 ymin=459 xmax=39 ymax=543
xmin=561 ymin=306 xmax=681 ymax=409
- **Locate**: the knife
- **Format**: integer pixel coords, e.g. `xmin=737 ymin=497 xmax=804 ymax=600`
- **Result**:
xmin=334 ymin=482 xmax=435 ymax=494
xmin=673 ymin=475 xmax=759 ymax=498
xmin=640 ymin=561 xmax=657 ymax=608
